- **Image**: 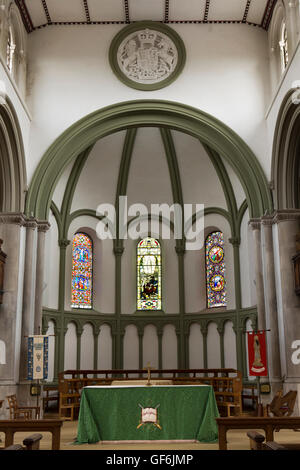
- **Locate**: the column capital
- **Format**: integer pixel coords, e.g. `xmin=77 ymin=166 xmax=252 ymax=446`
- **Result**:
xmin=228 ymin=237 xmax=240 ymax=247
xmin=217 ymin=323 xmax=225 ymax=336
xmin=248 ymin=218 xmax=261 ymax=230
xmin=175 ymin=245 xmax=186 ymax=255
xmin=199 ymin=322 xmax=208 ymax=336
xmin=272 ymin=210 xmax=300 ymax=224
xmin=261 ymin=215 xmax=274 ymax=226
xmin=58 ymin=239 xmax=70 ymax=248
xmin=23 ymin=217 xmax=38 ymax=229
xmin=0 ymin=212 xmax=27 ymax=225
xmin=37 ymin=220 xmax=51 ymax=232
xmin=113 ymin=246 xmax=124 ymax=256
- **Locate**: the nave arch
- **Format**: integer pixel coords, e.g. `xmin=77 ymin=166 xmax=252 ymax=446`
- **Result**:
xmin=0 ymin=95 xmax=26 ymax=213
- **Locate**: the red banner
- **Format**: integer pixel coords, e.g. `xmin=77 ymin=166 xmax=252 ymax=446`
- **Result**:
xmin=247 ymin=330 xmax=268 ymax=376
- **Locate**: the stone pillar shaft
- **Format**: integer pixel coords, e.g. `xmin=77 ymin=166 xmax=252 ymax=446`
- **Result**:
xmin=19 ymin=221 xmax=37 ymax=382
xmin=249 ymin=220 xmax=266 ymax=330
xmin=272 ymin=211 xmax=300 ymax=381
xmin=34 ymin=222 xmax=50 ymax=335
xmin=261 ymin=217 xmax=282 ymax=386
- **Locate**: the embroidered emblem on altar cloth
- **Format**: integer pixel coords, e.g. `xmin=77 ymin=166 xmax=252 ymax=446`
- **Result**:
xmin=137 ymin=403 xmax=162 ymax=430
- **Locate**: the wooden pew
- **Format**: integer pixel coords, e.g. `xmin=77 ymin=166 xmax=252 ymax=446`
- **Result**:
xmin=0 ymin=419 xmax=63 ymax=450
xmin=58 ymin=380 xmax=80 ymax=421
xmin=216 ymin=416 xmax=300 ymax=450
xmin=242 ymin=384 xmax=258 ymax=411
xmin=247 ymin=430 xmax=300 ymax=451
xmin=43 ymin=385 xmax=59 ymax=412
xmin=58 ymin=368 xmax=243 ymax=418
xmin=3 ymin=433 xmax=43 ymax=451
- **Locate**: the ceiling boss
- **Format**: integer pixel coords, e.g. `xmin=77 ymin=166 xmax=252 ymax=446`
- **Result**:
xmin=109 ymin=21 xmax=186 ymax=91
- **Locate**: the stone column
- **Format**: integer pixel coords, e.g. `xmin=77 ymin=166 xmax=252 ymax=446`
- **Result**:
xmin=114 ymin=244 xmax=124 ymax=370
xmin=138 ymin=327 xmax=143 ymax=373
xmin=200 ymin=323 xmax=208 ymax=369
xmin=229 ymin=236 xmax=243 ymax=373
xmin=249 ymin=219 xmax=266 ymax=330
xmin=272 ymin=210 xmax=300 ymax=408
xmin=19 ymin=218 xmax=37 ymax=382
xmin=261 ymin=216 xmax=282 ymax=394
xmin=76 ymin=324 xmax=83 ymax=369
xmin=93 ymin=326 xmax=100 ymax=371
xmin=176 ymin=244 xmax=186 ymax=369
xmin=0 ymin=213 xmax=26 ymax=415
xmin=34 ymin=221 xmax=50 ymax=335
xmin=217 ymin=323 xmax=225 ymax=369
xmin=157 ymin=327 xmax=163 ymax=372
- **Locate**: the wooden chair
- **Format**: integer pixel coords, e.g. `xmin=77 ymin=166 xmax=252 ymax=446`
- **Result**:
xmin=6 ymin=394 xmax=40 ymax=420
xmin=2 ymin=433 xmax=43 ymax=451
xmin=266 ymin=390 xmax=297 ymax=417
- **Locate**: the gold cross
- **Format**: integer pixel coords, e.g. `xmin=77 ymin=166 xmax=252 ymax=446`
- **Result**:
xmin=143 ymin=362 xmax=155 ymax=386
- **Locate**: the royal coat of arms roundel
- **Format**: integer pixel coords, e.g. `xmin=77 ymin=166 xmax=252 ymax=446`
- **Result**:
xmin=109 ymin=22 xmax=186 ymax=91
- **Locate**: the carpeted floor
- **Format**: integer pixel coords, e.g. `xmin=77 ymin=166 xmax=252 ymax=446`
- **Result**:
xmin=1 ymin=412 xmax=300 ymax=450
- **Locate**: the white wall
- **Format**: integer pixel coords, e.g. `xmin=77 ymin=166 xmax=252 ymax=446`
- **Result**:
xmin=26 ymin=23 xmax=270 ymax=182
xmin=97 ymin=324 xmax=112 ymax=370
xmin=189 ymin=323 xmax=204 ymax=369
xmin=123 ymin=324 xmax=139 ymax=370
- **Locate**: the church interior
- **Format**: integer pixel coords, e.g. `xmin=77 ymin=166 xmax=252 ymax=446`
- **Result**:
xmin=0 ymin=0 xmax=300 ymax=452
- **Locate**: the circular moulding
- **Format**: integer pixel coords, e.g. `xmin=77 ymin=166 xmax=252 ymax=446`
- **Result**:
xmin=109 ymin=21 xmax=186 ymax=91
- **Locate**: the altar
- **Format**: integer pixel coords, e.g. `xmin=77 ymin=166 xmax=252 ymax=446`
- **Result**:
xmin=75 ymin=384 xmax=219 ymax=444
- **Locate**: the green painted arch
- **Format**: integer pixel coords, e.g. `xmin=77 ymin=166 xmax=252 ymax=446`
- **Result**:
xmin=26 ymin=100 xmax=272 ymax=220
xmin=271 ymin=88 xmax=300 ymax=210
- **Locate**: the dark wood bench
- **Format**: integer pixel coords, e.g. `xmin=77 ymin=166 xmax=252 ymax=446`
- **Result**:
xmin=216 ymin=416 xmax=300 ymax=450
xmin=247 ymin=430 xmax=300 ymax=451
xmin=43 ymin=385 xmax=59 ymax=412
xmin=0 ymin=419 xmax=64 ymax=450
xmin=2 ymin=433 xmax=43 ymax=450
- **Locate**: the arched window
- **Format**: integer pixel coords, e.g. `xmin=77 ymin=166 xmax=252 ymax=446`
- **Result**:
xmin=137 ymin=237 xmax=161 ymax=311
xmin=5 ymin=4 xmax=26 ymax=93
xmin=6 ymin=25 xmax=16 ymax=74
xmin=71 ymin=233 xmax=93 ymax=309
xmin=206 ymin=231 xmax=226 ymax=308
xmin=279 ymin=22 xmax=289 ymax=72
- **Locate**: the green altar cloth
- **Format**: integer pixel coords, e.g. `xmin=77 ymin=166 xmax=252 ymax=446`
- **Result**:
xmin=75 ymin=385 xmax=219 ymax=444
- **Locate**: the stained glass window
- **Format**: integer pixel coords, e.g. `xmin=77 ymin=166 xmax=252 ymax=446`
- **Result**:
xmin=71 ymin=233 xmax=93 ymax=309
xmin=206 ymin=231 xmax=226 ymax=308
xmin=137 ymin=237 xmax=161 ymax=311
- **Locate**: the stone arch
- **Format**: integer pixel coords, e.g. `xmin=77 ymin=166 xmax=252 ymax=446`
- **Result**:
xmin=271 ymin=89 xmax=300 ymax=210
xmin=0 ymin=96 xmax=26 ymax=212
xmin=25 ymin=100 xmax=272 ymax=222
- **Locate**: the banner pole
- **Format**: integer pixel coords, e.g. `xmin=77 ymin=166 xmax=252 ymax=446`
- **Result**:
xmin=257 ymin=376 xmax=264 ymax=416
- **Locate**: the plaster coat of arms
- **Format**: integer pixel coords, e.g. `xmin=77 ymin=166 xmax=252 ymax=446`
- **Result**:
xmin=117 ymin=28 xmax=178 ymax=85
